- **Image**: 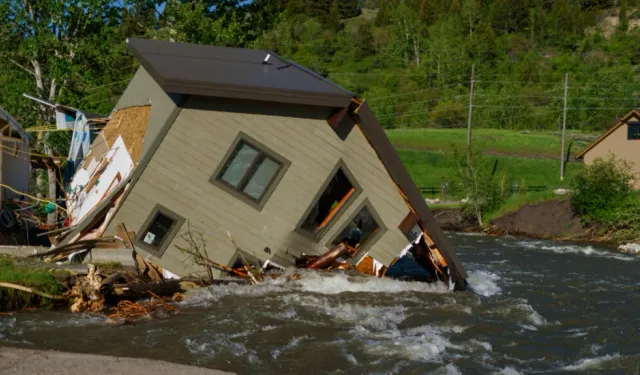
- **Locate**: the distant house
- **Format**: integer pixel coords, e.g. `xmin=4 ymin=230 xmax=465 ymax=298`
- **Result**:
xmin=59 ymin=38 xmax=467 ymax=288
xmin=576 ymin=109 xmax=640 ymax=187
xmin=0 ymin=106 xmax=31 ymax=202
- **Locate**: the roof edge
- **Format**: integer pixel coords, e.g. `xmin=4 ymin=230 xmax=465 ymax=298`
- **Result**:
xmin=351 ymin=101 xmax=468 ymax=284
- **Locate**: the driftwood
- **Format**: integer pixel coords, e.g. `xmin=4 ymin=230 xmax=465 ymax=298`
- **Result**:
xmin=0 ymin=282 xmax=66 ymax=300
xmin=108 ymin=279 xmax=201 ymax=300
xmin=305 ymin=244 xmax=356 ymax=270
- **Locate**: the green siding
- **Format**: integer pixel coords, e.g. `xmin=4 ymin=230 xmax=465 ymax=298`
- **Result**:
xmin=110 ymin=97 xmax=413 ymax=276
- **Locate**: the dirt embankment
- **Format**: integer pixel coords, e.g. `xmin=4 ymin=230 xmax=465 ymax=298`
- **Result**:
xmin=433 ymin=198 xmax=598 ymax=242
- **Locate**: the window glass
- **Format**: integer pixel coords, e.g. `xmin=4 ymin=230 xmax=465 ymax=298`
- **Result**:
xmin=242 ymin=157 xmax=281 ymax=199
xmin=628 ymin=123 xmax=640 ymax=140
xmin=331 ymin=205 xmax=380 ymax=248
xmin=142 ymin=212 xmax=175 ymax=249
xmin=219 ymin=143 xmax=259 ymax=188
xmin=300 ymin=169 xmax=355 ymax=233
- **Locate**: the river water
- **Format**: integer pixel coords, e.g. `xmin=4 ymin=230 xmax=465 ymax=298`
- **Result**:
xmin=2 ymin=233 xmax=640 ymax=374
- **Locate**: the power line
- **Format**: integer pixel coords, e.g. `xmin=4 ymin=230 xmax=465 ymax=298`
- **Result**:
xmin=366 ymin=83 xmax=468 ymax=101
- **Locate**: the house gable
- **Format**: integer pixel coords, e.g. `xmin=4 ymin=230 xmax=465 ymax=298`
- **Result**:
xmin=579 ymin=112 xmax=640 ymax=165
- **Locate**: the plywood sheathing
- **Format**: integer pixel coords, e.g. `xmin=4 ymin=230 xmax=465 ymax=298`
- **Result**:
xmin=101 ymin=105 xmax=151 ymax=164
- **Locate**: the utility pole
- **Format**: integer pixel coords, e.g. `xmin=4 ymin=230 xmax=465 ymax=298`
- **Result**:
xmin=467 ymin=63 xmax=475 ymax=175
xmin=560 ymin=73 xmax=568 ymax=181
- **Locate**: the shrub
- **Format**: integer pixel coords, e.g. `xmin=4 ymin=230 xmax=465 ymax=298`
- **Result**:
xmin=571 ymin=154 xmax=636 ymax=223
xmin=448 ymin=145 xmax=510 ymax=226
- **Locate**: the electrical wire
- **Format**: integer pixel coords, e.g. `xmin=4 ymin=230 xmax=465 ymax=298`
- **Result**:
xmin=0 ymin=184 xmax=67 ymax=213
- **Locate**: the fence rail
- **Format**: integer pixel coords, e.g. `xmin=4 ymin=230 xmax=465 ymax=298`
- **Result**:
xmin=419 ymin=184 xmax=569 ymax=198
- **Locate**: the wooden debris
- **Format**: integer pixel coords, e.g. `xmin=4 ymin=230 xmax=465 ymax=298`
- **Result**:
xmin=106 ymin=292 xmax=180 ymax=325
xmin=0 ymin=282 xmax=66 ymax=301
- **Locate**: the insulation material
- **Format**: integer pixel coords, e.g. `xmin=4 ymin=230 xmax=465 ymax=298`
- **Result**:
xmin=100 ymin=105 xmax=151 ymax=163
xmin=68 ymin=136 xmax=134 ymax=225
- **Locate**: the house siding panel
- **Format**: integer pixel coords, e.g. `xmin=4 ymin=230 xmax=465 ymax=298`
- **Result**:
xmin=109 ymin=97 xmax=412 ymax=275
xmin=583 ymin=115 xmax=640 ymax=188
xmin=1 ymin=143 xmax=29 ymax=199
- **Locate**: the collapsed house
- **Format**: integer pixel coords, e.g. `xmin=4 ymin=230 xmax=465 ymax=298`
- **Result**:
xmin=55 ymin=38 xmax=468 ymax=290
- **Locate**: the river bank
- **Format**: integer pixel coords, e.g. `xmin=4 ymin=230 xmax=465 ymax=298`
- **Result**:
xmin=433 ymin=197 xmax=611 ymax=244
xmin=0 ymin=347 xmax=234 ymax=375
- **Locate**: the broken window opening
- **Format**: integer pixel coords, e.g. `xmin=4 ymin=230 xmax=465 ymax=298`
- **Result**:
xmin=135 ymin=204 xmax=185 ymax=258
xmin=299 ymin=168 xmax=357 ymax=235
xmin=330 ymin=203 xmax=383 ymax=252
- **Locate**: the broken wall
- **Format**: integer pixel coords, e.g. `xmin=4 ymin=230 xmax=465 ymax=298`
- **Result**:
xmin=106 ymin=96 xmax=415 ymax=276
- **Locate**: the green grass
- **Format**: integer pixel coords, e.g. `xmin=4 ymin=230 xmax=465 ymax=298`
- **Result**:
xmin=0 ymin=257 xmax=66 ymax=311
xmin=398 ymin=149 xmax=581 ymax=199
xmin=387 ymin=128 xmax=598 ymax=159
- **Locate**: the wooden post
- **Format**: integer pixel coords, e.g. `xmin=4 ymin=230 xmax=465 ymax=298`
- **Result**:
xmin=0 ymin=140 xmax=3 ymax=211
xmin=467 ymin=63 xmax=475 ymax=175
xmin=560 ymin=73 xmax=568 ymax=181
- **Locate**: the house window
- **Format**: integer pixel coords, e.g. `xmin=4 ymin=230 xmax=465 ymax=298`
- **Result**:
xmin=135 ymin=204 xmax=185 ymax=258
xmin=628 ymin=122 xmax=640 ymax=140
xmin=212 ymin=133 xmax=290 ymax=210
xmin=329 ymin=201 xmax=385 ymax=253
xmin=297 ymin=162 xmax=360 ymax=239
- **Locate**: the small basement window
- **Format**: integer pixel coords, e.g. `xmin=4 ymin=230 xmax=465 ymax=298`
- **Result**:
xmin=297 ymin=163 xmax=360 ymax=239
xmin=628 ymin=122 xmax=640 ymax=140
xmin=135 ymin=204 xmax=185 ymax=258
xmin=329 ymin=201 xmax=385 ymax=252
xmin=212 ymin=133 xmax=290 ymax=210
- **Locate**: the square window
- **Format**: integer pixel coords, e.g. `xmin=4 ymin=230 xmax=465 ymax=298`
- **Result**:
xmin=212 ymin=134 xmax=290 ymax=210
xmin=628 ymin=122 xmax=640 ymax=140
xmin=135 ymin=204 xmax=185 ymax=258
xmin=329 ymin=202 xmax=385 ymax=253
xmin=297 ymin=162 xmax=361 ymax=240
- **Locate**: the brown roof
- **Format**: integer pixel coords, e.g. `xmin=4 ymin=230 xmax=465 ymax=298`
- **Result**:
xmin=122 ymin=38 xmax=467 ymax=286
xmin=576 ymin=109 xmax=640 ymax=159
xmin=127 ymin=38 xmax=354 ymax=108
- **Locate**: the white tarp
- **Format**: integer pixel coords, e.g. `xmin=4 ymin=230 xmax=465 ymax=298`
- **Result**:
xmin=68 ymin=136 xmax=134 ymax=225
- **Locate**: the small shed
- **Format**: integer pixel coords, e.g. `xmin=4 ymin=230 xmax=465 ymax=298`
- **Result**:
xmin=0 ymin=106 xmax=31 ymax=202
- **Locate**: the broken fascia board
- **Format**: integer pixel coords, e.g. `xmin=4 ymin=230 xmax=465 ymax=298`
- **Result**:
xmin=69 ymin=136 xmax=134 ymax=225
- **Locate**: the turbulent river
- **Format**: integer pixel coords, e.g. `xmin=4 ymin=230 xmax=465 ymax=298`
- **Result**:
xmin=2 ymin=233 xmax=640 ymax=374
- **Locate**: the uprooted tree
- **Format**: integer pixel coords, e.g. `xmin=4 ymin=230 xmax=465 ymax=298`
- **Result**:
xmin=448 ymin=144 xmax=510 ymax=226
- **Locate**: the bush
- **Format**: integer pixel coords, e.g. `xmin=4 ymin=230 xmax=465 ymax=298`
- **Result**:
xmin=571 ymin=154 xmax=637 ymax=223
xmin=448 ymin=145 xmax=510 ymax=226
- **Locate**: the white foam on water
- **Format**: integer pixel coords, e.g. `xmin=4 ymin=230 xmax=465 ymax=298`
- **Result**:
xmin=562 ymin=354 xmax=621 ymax=371
xmin=467 ymin=270 xmax=502 ymax=297
xmin=356 ymin=324 xmax=467 ymax=363
xmin=493 ymin=367 xmax=523 ymax=375
xmin=270 ymin=335 xmax=308 ymax=359
xmin=433 ymin=364 xmax=463 ymax=375
xmin=185 ymin=271 xmax=450 ymax=306
xmin=517 ymin=241 xmax=635 ymax=262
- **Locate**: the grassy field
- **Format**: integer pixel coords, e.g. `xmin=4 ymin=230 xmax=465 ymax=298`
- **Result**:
xmin=397 ymin=148 xmax=581 ymax=198
xmin=387 ymin=128 xmax=598 ymax=159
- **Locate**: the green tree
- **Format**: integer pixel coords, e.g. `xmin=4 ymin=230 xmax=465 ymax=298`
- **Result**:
xmin=449 ymin=146 xmax=510 ymax=226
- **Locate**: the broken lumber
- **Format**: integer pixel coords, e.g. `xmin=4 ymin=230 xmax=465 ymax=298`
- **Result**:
xmin=305 ymin=244 xmax=356 ymax=270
